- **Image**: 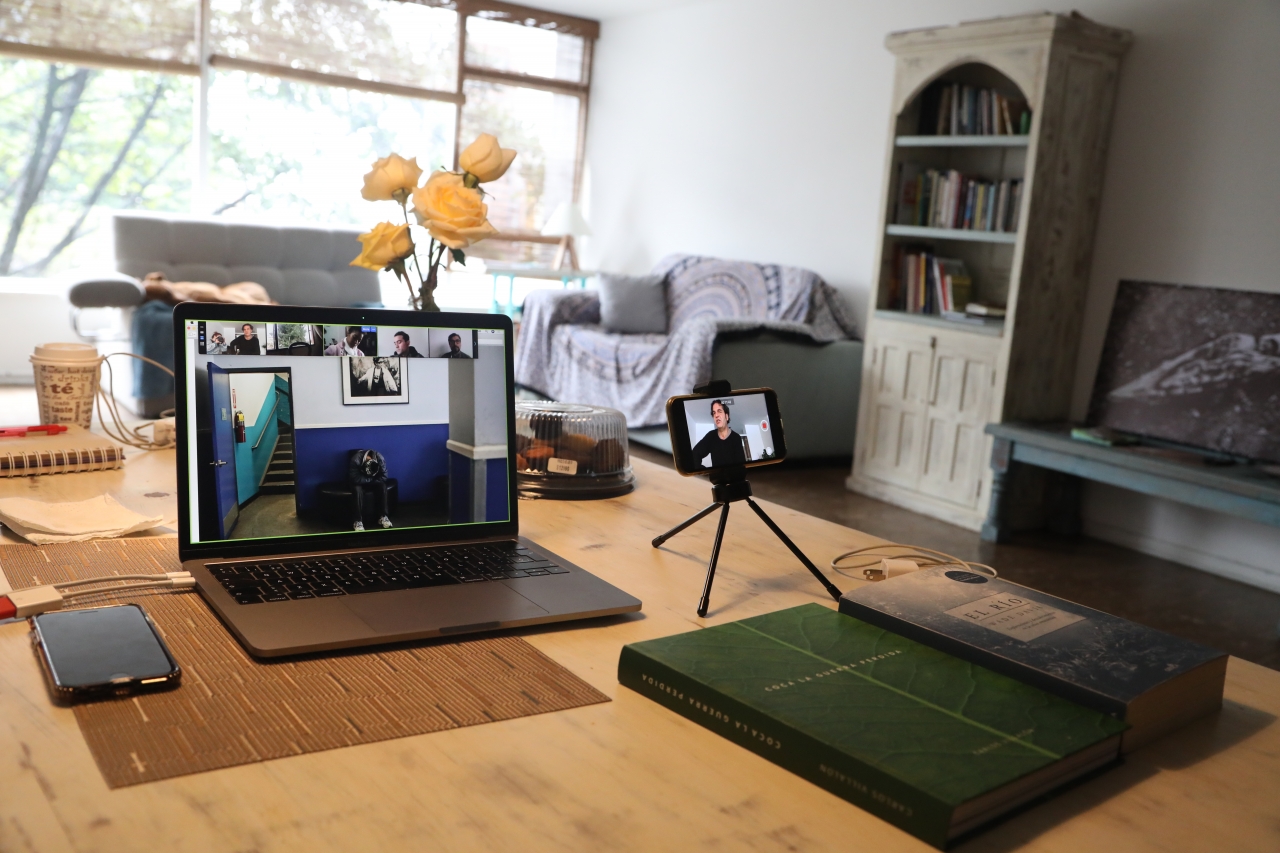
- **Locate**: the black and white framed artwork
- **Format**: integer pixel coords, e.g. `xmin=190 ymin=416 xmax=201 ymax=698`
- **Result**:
xmin=1088 ymin=280 xmax=1280 ymax=461
xmin=341 ymin=356 xmax=408 ymax=405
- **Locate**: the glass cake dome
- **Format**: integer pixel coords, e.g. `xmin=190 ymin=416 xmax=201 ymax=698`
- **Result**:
xmin=514 ymin=401 xmax=635 ymax=499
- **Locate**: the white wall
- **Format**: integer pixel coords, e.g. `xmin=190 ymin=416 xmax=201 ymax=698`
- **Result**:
xmin=228 ymin=372 xmax=276 ymax=427
xmin=0 ymin=282 xmax=79 ymax=384
xmin=583 ymin=0 xmax=1280 ymax=590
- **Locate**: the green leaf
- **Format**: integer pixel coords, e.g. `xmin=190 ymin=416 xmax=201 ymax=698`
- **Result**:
xmin=450 ymin=248 xmax=466 ymax=265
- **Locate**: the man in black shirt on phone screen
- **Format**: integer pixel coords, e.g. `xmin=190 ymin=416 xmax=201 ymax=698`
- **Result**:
xmin=690 ymin=399 xmax=746 ymax=468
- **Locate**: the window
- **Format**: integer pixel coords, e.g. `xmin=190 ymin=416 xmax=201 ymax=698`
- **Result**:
xmin=207 ymin=71 xmax=455 ymax=221
xmin=0 ymin=59 xmax=194 ymax=275
xmin=0 ymin=0 xmax=597 ymax=281
xmin=211 ymin=0 xmax=459 ymax=94
xmin=459 ymin=80 xmax=581 ymax=262
xmin=458 ymin=7 xmax=596 ymax=264
xmin=465 ymin=16 xmax=585 ymax=83
xmin=1 ymin=0 xmax=198 ymax=64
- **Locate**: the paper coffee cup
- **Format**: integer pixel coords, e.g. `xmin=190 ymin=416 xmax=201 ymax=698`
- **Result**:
xmin=30 ymin=343 xmax=103 ymax=430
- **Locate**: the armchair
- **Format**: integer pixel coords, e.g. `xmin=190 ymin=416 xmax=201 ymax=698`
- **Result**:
xmin=67 ymin=212 xmax=381 ymax=417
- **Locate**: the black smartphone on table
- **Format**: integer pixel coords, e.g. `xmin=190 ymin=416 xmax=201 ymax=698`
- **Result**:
xmin=31 ymin=604 xmax=181 ymax=701
xmin=666 ymin=387 xmax=787 ymax=476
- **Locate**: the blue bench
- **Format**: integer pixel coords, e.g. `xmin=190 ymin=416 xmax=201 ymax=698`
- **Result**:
xmin=981 ymin=423 xmax=1280 ymax=542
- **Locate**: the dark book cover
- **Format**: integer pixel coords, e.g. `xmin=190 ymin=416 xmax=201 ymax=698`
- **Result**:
xmin=924 ymin=252 xmax=936 ymax=315
xmin=918 ymin=82 xmax=942 ymax=136
xmin=840 ymin=568 xmax=1227 ymax=750
xmin=619 ymin=604 xmax=1124 ymax=848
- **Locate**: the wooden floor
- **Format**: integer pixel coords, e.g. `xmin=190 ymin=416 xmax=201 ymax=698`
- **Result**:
xmin=630 ymin=444 xmax=1280 ymax=672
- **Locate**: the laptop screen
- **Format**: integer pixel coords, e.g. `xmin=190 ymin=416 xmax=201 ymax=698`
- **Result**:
xmin=179 ymin=316 xmax=510 ymax=546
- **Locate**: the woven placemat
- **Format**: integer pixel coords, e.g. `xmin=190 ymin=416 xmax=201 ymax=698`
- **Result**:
xmin=0 ymin=539 xmax=609 ymax=788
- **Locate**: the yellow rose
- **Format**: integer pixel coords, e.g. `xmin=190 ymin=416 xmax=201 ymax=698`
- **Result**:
xmin=458 ymin=133 xmax=517 ymax=184
xmin=360 ymin=153 xmax=423 ymax=203
xmin=411 ymin=172 xmax=499 ymax=249
xmin=350 ymin=222 xmax=413 ymax=270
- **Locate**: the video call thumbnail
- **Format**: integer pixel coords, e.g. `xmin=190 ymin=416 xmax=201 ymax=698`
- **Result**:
xmin=683 ymin=393 xmax=776 ymax=469
xmin=197 ymin=322 xmax=481 ymax=360
xmin=187 ymin=320 xmax=509 ymax=545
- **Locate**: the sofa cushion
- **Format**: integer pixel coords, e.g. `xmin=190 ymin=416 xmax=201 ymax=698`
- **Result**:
xmin=597 ymin=273 xmax=667 ymax=334
xmin=111 ymin=213 xmax=381 ymax=307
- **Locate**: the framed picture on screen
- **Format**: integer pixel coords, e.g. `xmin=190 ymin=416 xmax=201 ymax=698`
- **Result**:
xmin=341 ymin=356 xmax=408 ymax=405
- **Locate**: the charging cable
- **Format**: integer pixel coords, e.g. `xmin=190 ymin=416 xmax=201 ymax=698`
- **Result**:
xmin=0 ymin=572 xmax=196 ymax=619
xmin=830 ymin=544 xmax=997 ymax=583
xmin=95 ymin=353 xmax=177 ymax=450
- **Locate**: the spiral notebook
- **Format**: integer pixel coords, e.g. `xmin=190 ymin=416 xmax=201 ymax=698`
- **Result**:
xmin=0 ymin=425 xmax=124 ymax=477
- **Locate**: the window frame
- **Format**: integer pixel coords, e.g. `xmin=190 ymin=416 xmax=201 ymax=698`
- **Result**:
xmin=454 ymin=1 xmax=597 ymax=250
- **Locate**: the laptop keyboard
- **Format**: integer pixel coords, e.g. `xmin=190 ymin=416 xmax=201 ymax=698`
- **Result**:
xmin=206 ymin=542 xmax=567 ymax=605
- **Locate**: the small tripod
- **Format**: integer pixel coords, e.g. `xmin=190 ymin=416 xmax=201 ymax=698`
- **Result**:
xmin=652 ymin=466 xmax=843 ymax=617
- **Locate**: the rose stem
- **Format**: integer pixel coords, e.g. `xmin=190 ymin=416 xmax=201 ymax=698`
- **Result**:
xmin=400 ymin=199 xmax=428 ymax=308
xmin=393 ymin=264 xmax=419 ymax=311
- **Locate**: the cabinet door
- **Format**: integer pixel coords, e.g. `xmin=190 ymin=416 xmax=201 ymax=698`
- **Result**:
xmin=918 ymin=338 xmax=997 ymax=508
xmin=863 ymin=333 xmax=934 ymax=489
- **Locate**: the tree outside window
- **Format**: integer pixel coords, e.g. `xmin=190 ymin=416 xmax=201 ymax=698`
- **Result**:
xmin=0 ymin=60 xmax=193 ymax=276
xmin=0 ymin=1 xmax=596 ymax=283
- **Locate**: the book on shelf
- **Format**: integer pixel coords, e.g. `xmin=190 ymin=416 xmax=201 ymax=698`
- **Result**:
xmin=0 ymin=424 xmax=124 ymax=477
xmin=839 ymin=568 xmax=1228 ymax=752
xmin=964 ymin=302 xmax=1006 ymax=317
xmin=918 ymin=81 xmax=1031 ymax=136
xmin=891 ymin=247 xmax=972 ymax=318
xmin=619 ymin=604 xmax=1126 ymax=849
xmin=894 ymin=163 xmax=1022 ymax=233
xmin=893 ymin=161 xmax=924 ymax=226
xmin=939 ymin=310 xmax=996 ymax=327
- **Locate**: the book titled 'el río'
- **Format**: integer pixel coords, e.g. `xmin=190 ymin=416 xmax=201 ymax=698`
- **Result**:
xmin=839 ymin=568 xmax=1227 ymax=752
xmin=618 ymin=605 xmax=1126 ymax=848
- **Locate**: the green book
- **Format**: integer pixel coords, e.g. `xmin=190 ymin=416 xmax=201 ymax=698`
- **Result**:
xmin=618 ymin=605 xmax=1125 ymax=848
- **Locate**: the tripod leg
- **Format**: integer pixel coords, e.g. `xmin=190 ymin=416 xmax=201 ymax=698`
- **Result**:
xmin=652 ymin=501 xmax=722 ymax=548
xmin=697 ymin=503 xmax=732 ymax=618
xmin=745 ymin=498 xmax=843 ymax=601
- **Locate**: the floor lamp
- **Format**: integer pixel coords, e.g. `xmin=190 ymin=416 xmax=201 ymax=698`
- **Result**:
xmin=541 ymin=202 xmax=591 ymax=271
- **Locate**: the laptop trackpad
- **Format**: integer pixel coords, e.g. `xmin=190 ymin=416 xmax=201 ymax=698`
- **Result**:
xmin=343 ymin=584 xmax=549 ymax=635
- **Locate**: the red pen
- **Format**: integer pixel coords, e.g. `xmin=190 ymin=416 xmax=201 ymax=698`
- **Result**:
xmin=0 ymin=424 xmax=69 ymax=438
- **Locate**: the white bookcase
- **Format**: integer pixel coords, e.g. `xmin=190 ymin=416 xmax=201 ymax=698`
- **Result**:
xmin=847 ymin=13 xmax=1132 ymax=530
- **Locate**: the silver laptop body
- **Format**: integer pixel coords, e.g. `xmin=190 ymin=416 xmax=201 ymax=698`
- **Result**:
xmin=173 ymin=303 xmax=640 ymax=657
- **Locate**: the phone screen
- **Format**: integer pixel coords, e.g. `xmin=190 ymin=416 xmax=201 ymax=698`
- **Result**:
xmin=681 ymin=392 xmax=779 ymax=470
xmin=34 ymin=605 xmax=178 ymax=689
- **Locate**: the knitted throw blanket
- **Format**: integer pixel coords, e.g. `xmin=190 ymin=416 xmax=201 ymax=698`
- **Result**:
xmin=514 ymin=254 xmax=857 ymax=427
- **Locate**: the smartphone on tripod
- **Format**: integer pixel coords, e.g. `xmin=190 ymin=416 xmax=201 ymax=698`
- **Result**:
xmin=666 ymin=387 xmax=787 ymax=475
xmin=658 ymin=384 xmax=839 ymax=617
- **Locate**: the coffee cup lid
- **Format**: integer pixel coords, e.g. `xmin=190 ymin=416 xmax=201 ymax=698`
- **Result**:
xmin=32 ymin=342 xmax=101 ymax=362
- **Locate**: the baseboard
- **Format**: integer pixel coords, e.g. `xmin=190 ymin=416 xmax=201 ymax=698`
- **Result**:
xmin=1083 ymin=515 xmax=1280 ymax=595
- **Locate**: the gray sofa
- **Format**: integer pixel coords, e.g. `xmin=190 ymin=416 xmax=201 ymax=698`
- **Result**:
xmin=69 ymin=212 xmax=380 ymax=416
xmin=516 ymin=255 xmax=864 ymax=460
xmin=637 ymin=331 xmax=863 ymax=460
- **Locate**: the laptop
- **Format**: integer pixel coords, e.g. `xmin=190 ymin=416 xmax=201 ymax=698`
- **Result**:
xmin=173 ymin=303 xmax=641 ymax=657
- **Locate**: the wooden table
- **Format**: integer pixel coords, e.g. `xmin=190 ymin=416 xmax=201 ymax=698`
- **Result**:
xmin=2 ymin=455 xmax=1278 ymax=852
xmin=0 ymin=448 xmax=179 ymax=549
